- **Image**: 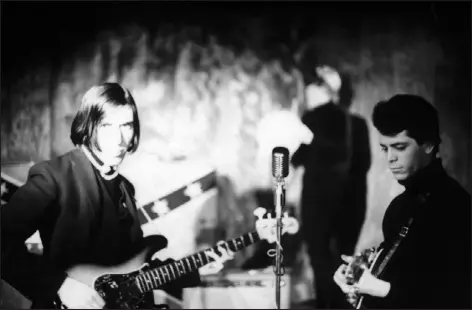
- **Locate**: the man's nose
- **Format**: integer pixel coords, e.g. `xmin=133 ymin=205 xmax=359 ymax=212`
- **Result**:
xmin=387 ymin=150 xmax=397 ymax=163
xmin=110 ymin=127 xmax=123 ymax=142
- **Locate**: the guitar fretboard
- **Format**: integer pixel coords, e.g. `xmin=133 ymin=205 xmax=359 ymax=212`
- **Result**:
xmin=134 ymin=231 xmax=260 ymax=293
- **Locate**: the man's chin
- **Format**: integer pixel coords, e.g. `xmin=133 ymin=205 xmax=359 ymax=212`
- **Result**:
xmin=391 ymin=171 xmax=408 ymax=181
xmin=104 ymin=157 xmax=124 ymax=167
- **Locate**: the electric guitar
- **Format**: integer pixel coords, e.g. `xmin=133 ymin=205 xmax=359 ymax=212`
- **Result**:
xmin=344 ymin=247 xmax=384 ymax=309
xmin=51 ymin=208 xmax=299 ymax=309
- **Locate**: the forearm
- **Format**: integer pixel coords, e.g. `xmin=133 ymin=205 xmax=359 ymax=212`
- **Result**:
xmin=373 ymin=279 xmax=390 ymax=298
xmin=368 ymin=271 xmax=442 ymax=308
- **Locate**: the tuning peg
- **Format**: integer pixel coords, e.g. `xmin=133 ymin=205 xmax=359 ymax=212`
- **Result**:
xmin=254 ymin=207 xmax=267 ymax=220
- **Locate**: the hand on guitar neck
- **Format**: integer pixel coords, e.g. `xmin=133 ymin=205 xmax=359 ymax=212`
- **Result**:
xmin=198 ymin=242 xmax=235 ymax=276
xmin=193 ymin=207 xmax=299 ymax=276
xmin=253 ymin=207 xmax=300 ymax=244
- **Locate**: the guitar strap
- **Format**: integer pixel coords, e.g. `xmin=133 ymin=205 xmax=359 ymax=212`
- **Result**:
xmin=373 ymin=191 xmax=430 ymax=277
xmin=137 ymin=170 xmax=217 ymax=225
xmin=373 ymin=218 xmax=413 ymax=277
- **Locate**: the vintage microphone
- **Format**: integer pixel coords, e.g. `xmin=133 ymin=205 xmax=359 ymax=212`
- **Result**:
xmin=271 ymin=146 xmax=289 ymax=309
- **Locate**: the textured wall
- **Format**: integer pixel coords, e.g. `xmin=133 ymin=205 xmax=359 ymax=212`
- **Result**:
xmin=1 ymin=3 xmax=470 ymax=265
xmin=1 ymin=66 xmax=52 ymax=162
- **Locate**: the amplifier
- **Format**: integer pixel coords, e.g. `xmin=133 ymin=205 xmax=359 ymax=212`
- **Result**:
xmin=183 ymin=268 xmax=291 ymax=309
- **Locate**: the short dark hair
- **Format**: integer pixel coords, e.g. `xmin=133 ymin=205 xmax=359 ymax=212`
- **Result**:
xmin=372 ymin=94 xmax=440 ymax=152
xmin=70 ymin=82 xmax=140 ymax=153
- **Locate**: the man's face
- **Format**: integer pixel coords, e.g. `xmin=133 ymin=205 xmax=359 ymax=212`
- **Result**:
xmin=379 ymin=130 xmax=434 ymax=181
xmin=305 ymin=84 xmax=332 ymax=110
xmin=94 ymin=105 xmax=134 ymax=167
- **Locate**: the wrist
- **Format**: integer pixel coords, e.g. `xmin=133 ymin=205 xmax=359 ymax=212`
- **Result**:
xmin=378 ymin=279 xmax=391 ymax=297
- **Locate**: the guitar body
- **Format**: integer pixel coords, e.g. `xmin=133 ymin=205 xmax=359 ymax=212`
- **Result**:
xmin=65 ymin=252 xmax=149 ymax=309
xmin=354 ymin=248 xmax=383 ymax=309
xmin=55 ymin=235 xmax=167 ymax=309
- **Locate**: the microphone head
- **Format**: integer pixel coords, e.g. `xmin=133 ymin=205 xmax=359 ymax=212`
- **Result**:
xmin=272 ymin=146 xmax=289 ymax=179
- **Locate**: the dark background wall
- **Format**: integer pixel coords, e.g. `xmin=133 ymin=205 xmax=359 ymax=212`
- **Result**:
xmin=1 ymin=1 xmax=470 ymax=252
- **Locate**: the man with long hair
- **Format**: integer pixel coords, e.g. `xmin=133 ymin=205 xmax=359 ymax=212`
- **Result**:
xmin=1 ymin=82 xmax=233 ymax=309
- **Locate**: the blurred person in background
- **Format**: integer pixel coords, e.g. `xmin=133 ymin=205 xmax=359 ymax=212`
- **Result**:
xmin=291 ymin=65 xmax=371 ymax=308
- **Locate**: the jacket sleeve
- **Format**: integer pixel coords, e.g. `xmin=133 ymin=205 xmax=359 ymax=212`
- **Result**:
xmin=1 ymin=162 xmax=67 ymax=302
xmin=291 ymin=143 xmax=310 ymax=168
xmin=371 ymin=266 xmax=466 ymax=308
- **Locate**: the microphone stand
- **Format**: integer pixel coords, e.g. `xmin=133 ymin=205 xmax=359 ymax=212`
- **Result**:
xmin=274 ymin=177 xmax=285 ymax=309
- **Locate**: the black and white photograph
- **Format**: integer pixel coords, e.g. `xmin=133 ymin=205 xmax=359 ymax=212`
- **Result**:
xmin=1 ymin=1 xmax=470 ymax=309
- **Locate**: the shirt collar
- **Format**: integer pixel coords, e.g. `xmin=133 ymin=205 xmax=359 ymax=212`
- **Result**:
xmin=398 ymin=158 xmax=445 ymax=194
xmin=80 ymin=145 xmax=119 ymax=180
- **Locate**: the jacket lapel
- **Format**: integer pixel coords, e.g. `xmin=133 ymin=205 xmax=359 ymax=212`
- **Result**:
xmin=69 ymin=149 xmax=105 ymax=218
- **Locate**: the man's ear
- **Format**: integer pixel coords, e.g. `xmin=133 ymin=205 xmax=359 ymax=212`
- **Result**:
xmin=422 ymin=142 xmax=435 ymax=155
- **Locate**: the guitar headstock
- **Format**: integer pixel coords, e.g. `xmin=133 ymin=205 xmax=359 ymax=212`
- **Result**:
xmin=253 ymin=207 xmax=300 ymax=243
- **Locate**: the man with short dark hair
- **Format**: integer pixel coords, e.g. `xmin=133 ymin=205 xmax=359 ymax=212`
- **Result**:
xmin=334 ymin=94 xmax=471 ymax=308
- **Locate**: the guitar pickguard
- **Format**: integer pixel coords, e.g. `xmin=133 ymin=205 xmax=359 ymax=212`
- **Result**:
xmin=94 ymin=268 xmax=149 ymax=309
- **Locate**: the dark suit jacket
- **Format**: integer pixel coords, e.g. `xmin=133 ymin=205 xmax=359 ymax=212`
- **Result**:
xmin=1 ymin=148 xmax=200 ymax=306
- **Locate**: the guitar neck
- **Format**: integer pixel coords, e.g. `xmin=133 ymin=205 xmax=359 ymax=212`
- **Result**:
xmin=135 ymin=231 xmax=261 ymax=293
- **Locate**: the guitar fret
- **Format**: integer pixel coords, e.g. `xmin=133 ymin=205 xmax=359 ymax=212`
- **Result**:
xmin=149 ymin=270 xmax=158 ymax=288
xmin=143 ymin=273 xmax=151 ymax=291
xmin=249 ymin=232 xmax=254 ymax=244
xmin=197 ymin=252 xmax=205 ymax=266
xmin=168 ymin=263 xmax=176 ymax=280
xmin=141 ymin=273 xmax=148 ymax=290
xmin=151 ymin=269 xmax=161 ymax=287
xmin=163 ymin=265 xmax=170 ymax=281
xmin=158 ymin=268 xmax=166 ymax=285
xmin=136 ymin=277 xmax=144 ymax=293
xmin=198 ymin=252 xmax=206 ymax=267
xmin=232 ymin=238 xmax=237 ymax=251
xmin=145 ymin=272 xmax=152 ymax=290
xmin=239 ymin=236 xmax=245 ymax=248
xmin=174 ymin=261 xmax=181 ymax=275
xmin=176 ymin=261 xmax=184 ymax=275
xmin=163 ymin=265 xmax=169 ymax=281
xmin=139 ymin=276 xmax=147 ymax=292
xmin=154 ymin=268 xmax=162 ymax=285
xmin=191 ymin=255 xmax=198 ymax=269
xmin=185 ymin=257 xmax=192 ymax=271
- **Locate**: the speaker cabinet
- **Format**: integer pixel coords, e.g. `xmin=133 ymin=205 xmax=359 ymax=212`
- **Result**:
xmin=183 ymin=269 xmax=291 ymax=309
